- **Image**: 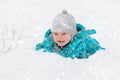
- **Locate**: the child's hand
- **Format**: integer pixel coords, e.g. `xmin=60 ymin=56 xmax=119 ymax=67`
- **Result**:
xmin=36 ymin=43 xmax=44 ymax=50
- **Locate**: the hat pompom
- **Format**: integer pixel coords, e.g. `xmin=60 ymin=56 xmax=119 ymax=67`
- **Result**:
xmin=62 ymin=10 xmax=68 ymax=14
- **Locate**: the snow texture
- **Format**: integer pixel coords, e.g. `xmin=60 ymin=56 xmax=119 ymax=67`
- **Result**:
xmin=0 ymin=0 xmax=120 ymax=80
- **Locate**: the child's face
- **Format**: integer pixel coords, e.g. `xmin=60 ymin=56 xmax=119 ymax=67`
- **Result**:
xmin=53 ymin=32 xmax=71 ymax=47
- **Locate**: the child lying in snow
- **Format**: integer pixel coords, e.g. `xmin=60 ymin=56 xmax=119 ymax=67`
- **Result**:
xmin=36 ymin=10 xmax=105 ymax=59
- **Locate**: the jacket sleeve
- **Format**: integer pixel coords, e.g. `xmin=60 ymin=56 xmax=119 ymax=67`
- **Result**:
xmin=76 ymin=26 xmax=105 ymax=59
xmin=36 ymin=43 xmax=44 ymax=50
xmin=35 ymin=29 xmax=53 ymax=51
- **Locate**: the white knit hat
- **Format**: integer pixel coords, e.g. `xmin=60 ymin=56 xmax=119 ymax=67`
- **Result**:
xmin=51 ymin=10 xmax=77 ymax=38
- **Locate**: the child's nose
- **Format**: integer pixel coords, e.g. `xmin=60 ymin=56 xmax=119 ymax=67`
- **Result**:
xmin=58 ymin=35 xmax=63 ymax=39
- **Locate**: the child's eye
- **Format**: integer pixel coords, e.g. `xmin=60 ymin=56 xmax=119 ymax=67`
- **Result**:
xmin=62 ymin=33 xmax=66 ymax=35
xmin=54 ymin=33 xmax=58 ymax=35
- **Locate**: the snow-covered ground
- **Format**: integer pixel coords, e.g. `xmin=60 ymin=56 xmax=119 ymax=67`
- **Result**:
xmin=0 ymin=0 xmax=120 ymax=80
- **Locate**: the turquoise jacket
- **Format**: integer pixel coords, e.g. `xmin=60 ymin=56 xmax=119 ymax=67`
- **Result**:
xmin=36 ymin=23 xmax=105 ymax=59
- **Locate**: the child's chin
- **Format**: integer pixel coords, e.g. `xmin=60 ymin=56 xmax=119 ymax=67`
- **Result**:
xmin=58 ymin=44 xmax=66 ymax=47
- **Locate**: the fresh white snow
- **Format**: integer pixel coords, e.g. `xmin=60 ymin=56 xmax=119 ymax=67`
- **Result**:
xmin=0 ymin=0 xmax=120 ymax=80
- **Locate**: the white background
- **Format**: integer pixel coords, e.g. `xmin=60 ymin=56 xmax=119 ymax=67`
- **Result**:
xmin=0 ymin=0 xmax=120 ymax=80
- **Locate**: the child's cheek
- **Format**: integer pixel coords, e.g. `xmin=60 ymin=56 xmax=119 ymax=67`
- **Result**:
xmin=53 ymin=35 xmax=57 ymax=42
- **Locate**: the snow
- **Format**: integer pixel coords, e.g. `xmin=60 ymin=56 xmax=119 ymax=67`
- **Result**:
xmin=0 ymin=0 xmax=120 ymax=80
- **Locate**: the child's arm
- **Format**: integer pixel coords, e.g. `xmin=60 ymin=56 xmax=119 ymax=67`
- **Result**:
xmin=36 ymin=43 xmax=44 ymax=50
xmin=36 ymin=29 xmax=53 ymax=51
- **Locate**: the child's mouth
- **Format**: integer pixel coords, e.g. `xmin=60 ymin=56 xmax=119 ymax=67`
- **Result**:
xmin=57 ymin=40 xmax=65 ymax=43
